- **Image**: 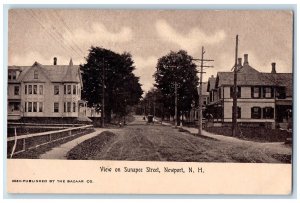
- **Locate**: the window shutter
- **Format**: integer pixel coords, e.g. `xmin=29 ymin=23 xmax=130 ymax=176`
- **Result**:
xmin=262 ymin=87 xmax=266 ymax=98
xmin=270 ymin=107 xmax=274 ymax=118
xmin=258 ymin=107 xmax=261 ymax=119
xmin=262 ymin=108 xmax=266 ymax=119
xmin=271 ymin=87 xmax=274 ymax=98
xmin=251 ymin=87 xmax=254 ymax=98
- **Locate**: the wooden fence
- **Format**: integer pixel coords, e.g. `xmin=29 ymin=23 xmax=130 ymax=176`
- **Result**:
xmin=7 ymin=125 xmax=93 ymax=158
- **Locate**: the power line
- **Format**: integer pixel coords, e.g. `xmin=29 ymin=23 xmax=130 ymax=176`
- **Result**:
xmin=52 ymin=10 xmax=86 ymax=55
xmin=27 ymin=10 xmax=83 ymax=59
xmin=26 ymin=10 xmax=75 ymax=56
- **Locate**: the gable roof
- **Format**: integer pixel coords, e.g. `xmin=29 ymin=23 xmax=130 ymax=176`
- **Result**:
xmin=200 ymin=82 xmax=209 ymax=96
xmin=261 ymin=73 xmax=293 ymax=97
xmin=207 ymin=77 xmax=216 ymax=91
xmin=215 ymin=64 xmax=292 ymax=97
xmin=216 ymin=63 xmax=269 ymax=87
xmin=8 ymin=61 xmax=81 ymax=84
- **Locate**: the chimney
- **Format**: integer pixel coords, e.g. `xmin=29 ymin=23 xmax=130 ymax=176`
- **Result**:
xmin=271 ymin=62 xmax=276 ymax=73
xmin=53 ymin=57 xmax=57 ymax=65
xmin=243 ymin=54 xmax=248 ymax=65
xmin=238 ymin=58 xmax=242 ymax=66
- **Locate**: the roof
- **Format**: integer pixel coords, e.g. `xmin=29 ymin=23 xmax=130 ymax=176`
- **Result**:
xmin=207 ymin=77 xmax=216 ymax=91
xmin=215 ymin=64 xmax=292 ymax=97
xmin=216 ymin=64 xmax=272 ymax=87
xmin=199 ymin=82 xmax=209 ymax=96
xmin=261 ymin=73 xmax=293 ymax=97
xmin=8 ymin=60 xmax=80 ymax=83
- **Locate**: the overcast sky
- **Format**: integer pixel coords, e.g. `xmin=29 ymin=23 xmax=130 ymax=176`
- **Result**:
xmin=9 ymin=9 xmax=293 ymax=92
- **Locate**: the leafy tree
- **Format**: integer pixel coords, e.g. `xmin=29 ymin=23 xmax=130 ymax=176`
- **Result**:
xmin=139 ymin=88 xmax=164 ymax=118
xmin=153 ymin=50 xmax=199 ymax=124
xmin=80 ymin=47 xmax=143 ymax=122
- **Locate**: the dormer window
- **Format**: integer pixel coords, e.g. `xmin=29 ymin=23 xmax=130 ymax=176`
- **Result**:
xmin=8 ymin=71 xmax=17 ymax=80
xmin=34 ymin=70 xmax=38 ymax=79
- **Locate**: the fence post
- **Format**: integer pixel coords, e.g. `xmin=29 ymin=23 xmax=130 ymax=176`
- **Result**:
xmin=23 ymin=138 xmax=26 ymax=151
xmin=10 ymin=127 xmax=18 ymax=158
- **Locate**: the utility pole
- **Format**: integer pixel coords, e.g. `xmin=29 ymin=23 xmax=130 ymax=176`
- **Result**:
xmin=232 ymin=35 xmax=239 ymax=137
xmin=174 ymin=82 xmax=178 ymax=128
xmin=102 ymin=59 xmax=105 ymax=128
xmin=153 ymin=95 xmax=156 ymax=118
xmin=193 ymin=47 xmax=214 ymax=136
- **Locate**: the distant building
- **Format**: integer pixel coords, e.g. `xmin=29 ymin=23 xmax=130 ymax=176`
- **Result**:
xmin=206 ymin=54 xmax=292 ymax=128
xmin=188 ymin=82 xmax=209 ymax=122
xmin=7 ymin=58 xmax=87 ymax=121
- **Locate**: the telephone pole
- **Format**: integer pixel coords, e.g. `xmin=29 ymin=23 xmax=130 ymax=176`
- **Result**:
xmin=174 ymin=82 xmax=178 ymax=128
xmin=102 ymin=59 xmax=105 ymax=128
xmin=232 ymin=35 xmax=239 ymax=137
xmin=193 ymin=46 xmax=214 ymax=136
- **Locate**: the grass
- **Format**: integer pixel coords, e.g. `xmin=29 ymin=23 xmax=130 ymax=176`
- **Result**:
xmin=205 ymin=126 xmax=289 ymax=142
xmin=7 ymin=127 xmax=65 ymax=137
xmin=67 ymin=131 xmax=117 ymax=160
xmin=10 ymin=129 xmax=95 ymax=159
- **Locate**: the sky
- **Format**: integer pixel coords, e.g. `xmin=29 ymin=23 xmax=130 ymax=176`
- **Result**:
xmin=8 ymin=9 xmax=293 ymax=93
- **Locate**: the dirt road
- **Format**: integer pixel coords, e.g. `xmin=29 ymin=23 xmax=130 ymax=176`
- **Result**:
xmin=79 ymin=116 xmax=291 ymax=163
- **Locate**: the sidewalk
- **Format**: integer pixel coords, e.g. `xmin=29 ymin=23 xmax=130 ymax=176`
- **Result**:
xmin=161 ymin=121 xmax=253 ymax=143
xmin=40 ymin=128 xmax=107 ymax=159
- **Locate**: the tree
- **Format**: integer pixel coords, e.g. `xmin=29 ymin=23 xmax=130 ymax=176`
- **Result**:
xmin=140 ymin=88 xmax=164 ymax=118
xmin=153 ymin=50 xmax=199 ymax=124
xmin=80 ymin=47 xmax=143 ymax=122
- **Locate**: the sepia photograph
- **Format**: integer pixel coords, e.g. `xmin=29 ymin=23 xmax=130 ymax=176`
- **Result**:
xmin=5 ymin=7 xmax=294 ymax=195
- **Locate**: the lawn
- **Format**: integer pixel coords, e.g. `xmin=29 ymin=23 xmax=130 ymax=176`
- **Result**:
xmin=67 ymin=131 xmax=116 ymax=160
xmin=205 ymin=126 xmax=290 ymax=142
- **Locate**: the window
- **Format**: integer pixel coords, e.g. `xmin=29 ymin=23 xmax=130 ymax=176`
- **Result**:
xmin=14 ymin=86 xmax=20 ymax=95
xmin=263 ymin=107 xmax=274 ymax=119
xmin=73 ymin=85 xmax=76 ymax=95
xmin=54 ymin=102 xmax=59 ymax=113
xmin=232 ymin=106 xmax=241 ymax=119
xmin=251 ymin=107 xmax=261 ymax=119
xmin=230 ymin=86 xmax=241 ymax=98
xmin=28 ymin=102 xmax=32 ymax=112
xmin=25 ymin=85 xmax=27 ymax=95
xmin=54 ymin=85 xmax=59 ymax=95
xmin=34 ymin=70 xmax=38 ymax=79
xmin=33 ymin=85 xmax=37 ymax=94
xmin=263 ymin=87 xmax=273 ymax=98
xmin=10 ymin=102 xmax=20 ymax=112
xmin=24 ymin=102 xmax=27 ymax=112
xmin=251 ymin=87 xmax=260 ymax=98
xmin=64 ymin=85 xmax=66 ymax=94
xmin=276 ymin=87 xmax=286 ymax=99
xmin=67 ymin=85 xmax=71 ymax=95
xmin=73 ymin=102 xmax=76 ymax=112
xmin=39 ymin=102 xmax=43 ymax=112
xmin=8 ymin=71 xmax=16 ymax=80
xmin=33 ymin=102 xmax=37 ymax=112
xmin=29 ymin=85 xmax=32 ymax=94
xmin=39 ymin=85 xmax=43 ymax=95
xmin=67 ymin=102 xmax=71 ymax=112
xmin=64 ymin=102 xmax=71 ymax=112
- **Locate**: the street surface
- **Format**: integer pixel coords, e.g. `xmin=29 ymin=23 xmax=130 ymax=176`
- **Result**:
xmin=88 ymin=116 xmax=291 ymax=163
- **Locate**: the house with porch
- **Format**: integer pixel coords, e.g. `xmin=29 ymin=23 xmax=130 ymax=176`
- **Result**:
xmin=7 ymin=57 xmax=91 ymax=122
xmin=206 ymin=54 xmax=292 ymax=129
